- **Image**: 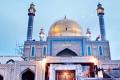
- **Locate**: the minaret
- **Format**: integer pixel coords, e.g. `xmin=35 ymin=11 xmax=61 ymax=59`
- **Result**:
xmin=97 ymin=3 xmax=106 ymax=41
xmin=27 ymin=3 xmax=36 ymax=41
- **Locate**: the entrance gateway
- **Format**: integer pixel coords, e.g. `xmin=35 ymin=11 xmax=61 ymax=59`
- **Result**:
xmin=48 ymin=64 xmax=82 ymax=80
xmin=45 ymin=56 xmax=96 ymax=80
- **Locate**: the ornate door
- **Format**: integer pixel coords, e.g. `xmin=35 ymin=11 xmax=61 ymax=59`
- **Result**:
xmin=56 ymin=70 xmax=75 ymax=80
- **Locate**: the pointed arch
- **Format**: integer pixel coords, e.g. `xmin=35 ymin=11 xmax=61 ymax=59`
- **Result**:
xmin=6 ymin=59 xmax=15 ymax=64
xmin=56 ymin=48 xmax=78 ymax=57
xmin=21 ymin=68 xmax=35 ymax=80
xmin=0 ymin=75 xmax=3 ymax=80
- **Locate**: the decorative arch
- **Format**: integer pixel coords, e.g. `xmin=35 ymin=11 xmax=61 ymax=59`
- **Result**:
xmin=6 ymin=59 xmax=15 ymax=64
xmin=0 ymin=75 xmax=3 ymax=80
xmin=21 ymin=68 xmax=35 ymax=80
xmin=56 ymin=48 xmax=78 ymax=57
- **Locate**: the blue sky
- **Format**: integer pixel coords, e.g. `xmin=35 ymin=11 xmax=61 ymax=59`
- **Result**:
xmin=0 ymin=0 xmax=120 ymax=60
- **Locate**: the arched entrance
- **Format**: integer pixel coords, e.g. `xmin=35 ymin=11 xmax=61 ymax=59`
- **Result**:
xmin=0 ymin=75 xmax=3 ymax=80
xmin=56 ymin=70 xmax=75 ymax=80
xmin=56 ymin=48 xmax=78 ymax=57
xmin=22 ymin=69 xmax=35 ymax=80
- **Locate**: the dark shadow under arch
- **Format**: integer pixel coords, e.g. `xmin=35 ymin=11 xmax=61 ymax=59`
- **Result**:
xmin=0 ymin=75 xmax=3 ymax=80
xmin=22 ymin=68 xmax=35 ymax=80
xmin=56 ymin=48 xmax=78 ymax=57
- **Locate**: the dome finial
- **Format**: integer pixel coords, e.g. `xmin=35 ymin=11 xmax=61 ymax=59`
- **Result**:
xmin=30 ymin=2 xmax=35 ymax=8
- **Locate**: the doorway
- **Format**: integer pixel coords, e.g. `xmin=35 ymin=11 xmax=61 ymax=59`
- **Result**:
xmin=56 ymin=70 xmax=75 ymax=80
xmin=0 ymin=75 xmax=3 ymax=80
xmin=22 ymin=69 xmax=35 ymax=80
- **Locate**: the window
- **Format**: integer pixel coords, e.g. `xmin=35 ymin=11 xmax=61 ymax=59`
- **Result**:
xmin=43 ymin=46 xmax=46 ymax=57
xmin=99 ymin=46 xmax=103 ymax=56
xmin=31 ymin=46 xmax=35 ymax=57
xmin=66 ymin=27 xmax=67 ymax=31
xmin=88 ymin=46 xmax=92 ymax=56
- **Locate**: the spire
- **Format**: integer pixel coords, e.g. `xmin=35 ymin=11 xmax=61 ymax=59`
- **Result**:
xmin=39 ymin=28 xmax=45 ymax=41
xmin=27 ymin=3 xmax=36 ymax=41
xmin=86 ymin=28 xmax=91 ymax=38
xmin=96 ymin=3 xmax=106 ymax=41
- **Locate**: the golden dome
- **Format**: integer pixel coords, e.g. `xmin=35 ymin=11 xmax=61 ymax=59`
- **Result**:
xmin=48 ymin=18 xmax=82 ymax=36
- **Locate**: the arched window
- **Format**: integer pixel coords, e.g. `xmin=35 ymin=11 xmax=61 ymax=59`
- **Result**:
xmin=88 ymin=46 xmax=92 ymax=56
xmin=43 ymin=46 xmax=46 ymax=57
xmin=31 ymin=46 xmax=35 ymax=57
xmin=0 ymin=75 xmax=3 ymax=80
xmin=99 ymin=46 xmax=103 ymax=56
xmin=22 ymin=68 xmax=35 ymax=80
